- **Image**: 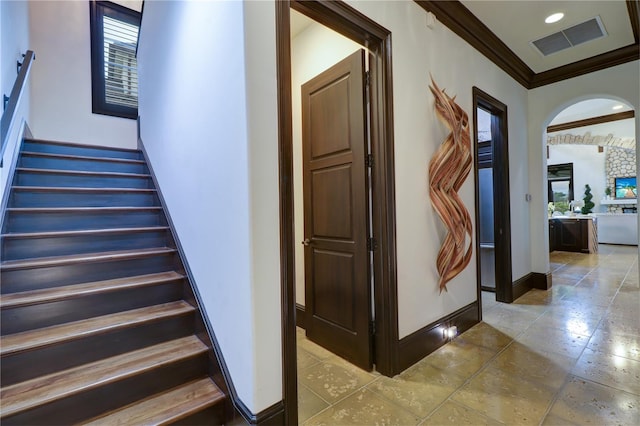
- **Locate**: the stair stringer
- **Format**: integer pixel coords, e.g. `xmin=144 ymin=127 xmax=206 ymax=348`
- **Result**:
xmin=138 ymin=138 xmax=245 ymax=425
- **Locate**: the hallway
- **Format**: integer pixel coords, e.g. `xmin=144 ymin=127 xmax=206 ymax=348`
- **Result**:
xmin=297 ymin=244 xmax=639 ymax=425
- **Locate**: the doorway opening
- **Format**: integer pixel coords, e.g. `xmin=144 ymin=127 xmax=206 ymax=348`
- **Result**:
xmin=276 ymin=1 xmax=398 ymax=423
xmin=545 ymin=99 xmax=637 ymax=257
xmin=473 ymin=87 xmax=513 ymax=303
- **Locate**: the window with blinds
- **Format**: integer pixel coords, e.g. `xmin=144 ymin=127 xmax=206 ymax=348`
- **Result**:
xmin=90 ymin=1 xmax=141 ymax=119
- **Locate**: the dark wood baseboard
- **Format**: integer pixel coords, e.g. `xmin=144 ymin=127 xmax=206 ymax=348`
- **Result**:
xmin=235 ymin=399 xmax=285 ymax=425
xmin=296 ymin=303 xmax=305 ymax=329
xmin=512 ymin=273 xmax=532 ymax=301
xmin=532 ymin=271 xmax=552 ymax=290
xmin=398 ymin=301 xmax=479 ymax=372
xmin=512 ymin=271 xmax=553 ymax=301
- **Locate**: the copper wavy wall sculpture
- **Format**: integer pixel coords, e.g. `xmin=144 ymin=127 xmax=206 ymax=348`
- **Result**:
xmin=428 ymin=78 xmax=473 ymax=293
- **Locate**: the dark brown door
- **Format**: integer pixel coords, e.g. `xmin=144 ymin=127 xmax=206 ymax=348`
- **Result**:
xmin=302 ymin=49 xmax=372 ymax=370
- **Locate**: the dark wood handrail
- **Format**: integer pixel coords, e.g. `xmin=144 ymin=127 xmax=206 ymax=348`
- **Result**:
xmin=1 ymin=50 xmax=35 ymax=166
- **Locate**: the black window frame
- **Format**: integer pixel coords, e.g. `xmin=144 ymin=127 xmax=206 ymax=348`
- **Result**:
xmin=547 ymin=163 xmax=574 ymax=205
xmin=89 ymin=0 xmax=141 ymax=119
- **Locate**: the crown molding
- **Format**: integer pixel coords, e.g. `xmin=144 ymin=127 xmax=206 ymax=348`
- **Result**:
xmin=415 ymin=1 xmax=533 ymax=88
xmin=415 ymin=0 xmax=640 ymax=89
xmin=547 ymin=110 xmax=635 ymax=133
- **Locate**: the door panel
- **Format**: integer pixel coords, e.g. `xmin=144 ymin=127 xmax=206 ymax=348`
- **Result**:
xmin=302 ymin=49 xmax=371 ymax=370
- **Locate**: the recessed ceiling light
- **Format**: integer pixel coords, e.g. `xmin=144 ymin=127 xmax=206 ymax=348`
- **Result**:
xmin=612 ymin=105 xmax=624 ymax=110
xmin=545 ymin=13 xmax=565 ymax=24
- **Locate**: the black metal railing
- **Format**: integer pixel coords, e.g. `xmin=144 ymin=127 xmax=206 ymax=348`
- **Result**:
xmin=1 ymin=50 xmax=36 ymax=165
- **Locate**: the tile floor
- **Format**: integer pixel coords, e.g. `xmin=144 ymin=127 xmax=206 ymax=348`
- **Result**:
xmin=297 ymin=244 xmax=639 ymax=425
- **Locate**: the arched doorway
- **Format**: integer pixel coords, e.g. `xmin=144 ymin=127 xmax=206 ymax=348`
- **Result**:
xmin=544 ymin=97 xmax=637 ymax=261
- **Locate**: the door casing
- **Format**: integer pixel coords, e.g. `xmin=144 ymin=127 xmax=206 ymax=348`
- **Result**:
xmin=276 ymin=1 xmax=398 ymax=423
xmin=472 ymin=87 xmax=513 ymax=304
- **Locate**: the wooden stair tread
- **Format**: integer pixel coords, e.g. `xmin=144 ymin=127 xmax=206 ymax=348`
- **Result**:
xmin=0 ymin=336 xmax=207 ymax=418
xmin=1 ymin=301 xmax=194 ymax=357
xmin=0 ymin=271 xmax=184 ymax=309
xmin=16 ymin=167 xmax=151 ymax=179
xmin=6 ymin=206 xmax=163 ymax=213
xmin=81 ymin=378 xmax=224 ymax=425
xmin=21 ymin=151 xmax=146 ymax=165
xmin=11 ymin=186 xmax=156 ymax=193
xmin=2 ymin=226 xmax=169 ymax=239
xmin=0 ymin=247 xmax=176 ymax=271
xmin=23 ymin=138 xmax=142 ymax=154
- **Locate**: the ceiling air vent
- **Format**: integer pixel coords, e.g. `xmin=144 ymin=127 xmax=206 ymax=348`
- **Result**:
xmin=531 ymin=16 xmax=607 ymax=56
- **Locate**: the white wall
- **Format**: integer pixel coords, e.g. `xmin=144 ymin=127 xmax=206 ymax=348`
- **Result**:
xmin=1 ymin=0 xmax=30 ymax=211
xmin=291 ymin=21 xmax=362 ymax=307
xmin=137 ymin=0 xmax=281 ymax=414
xmin=27 ymin=0 xmax=140 ymax=149
xmin=528 ymin=60 xmax=640 ymax=273
xmin=339 ymin=0 xmax=531 ymax=338
xmin=548 ymin=144 xmax=606 ymax=212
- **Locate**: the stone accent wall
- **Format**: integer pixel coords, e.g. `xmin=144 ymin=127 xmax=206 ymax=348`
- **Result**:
xmin=605 ymin=147 xmax=637 ymax=213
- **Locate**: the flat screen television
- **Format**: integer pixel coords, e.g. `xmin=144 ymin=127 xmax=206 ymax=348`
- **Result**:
xmin=614 ymin=176 xmax=637 ymax=199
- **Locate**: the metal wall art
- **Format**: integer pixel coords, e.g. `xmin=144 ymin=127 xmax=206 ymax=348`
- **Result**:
xmin=428 ymin=78 xmax=473 ymax=293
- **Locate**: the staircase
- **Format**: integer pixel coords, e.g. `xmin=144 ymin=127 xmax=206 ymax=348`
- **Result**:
xmin=0 ymin=139 xmax=228 ymax=425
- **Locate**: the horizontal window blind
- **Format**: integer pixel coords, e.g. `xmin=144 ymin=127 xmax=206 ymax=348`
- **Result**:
xmin=103 ymin=15 xmax=138 ymax=109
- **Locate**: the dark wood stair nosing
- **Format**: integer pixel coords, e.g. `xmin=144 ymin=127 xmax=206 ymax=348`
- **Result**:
xmin=2 ymin=226 xmax=170 ymax=240
xmin=0 ymin=301 xmax=195 ymax=357
xmin=20 ymin=151 xmax=146 ymax=165
xmin=23 ymin=138 xmax=142 ymax=154
xmin=0 ymin=247 xmax=177 ymax=271
xmin=6 ymin=206 xmax=163 ymax=213
xmin=16 ymin=167 xmax=152 ymax=179
xmin=11 ymin=186 xmax=157 ymax=193
xmin=81 ymin=378 xmax=225 ymax=425
xmin=0 ymin=335 xmax=208 ymax=419
xmin=0 ymin=271 xmax=185 ymax=309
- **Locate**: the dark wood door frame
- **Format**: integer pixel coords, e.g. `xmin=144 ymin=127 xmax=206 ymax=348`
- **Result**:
xmin=276 ymin=1 xmax=398 ymax=423
xmin=472 ymin=87 xmax=513 ymax=304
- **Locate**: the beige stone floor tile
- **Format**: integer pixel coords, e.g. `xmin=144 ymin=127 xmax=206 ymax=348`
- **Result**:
xmin=451 ymin=365 xmax=555 ymax=425
xmin=421 ymin=340 xmax=496 ymax=378
xmin=559 ymin=287 xmax=616 ymax=307
xmin=517 ymin=325 xmax=590 ymax=359
xmin=587 ymin=328 xmax=640 ymax=361
xmin=547 ymin=299 xmax=608 ymax=318
xmin=572 ymin=347 xmax=640 ymax=395
xmin=298 ymin=347 xmax=322 ymax=371
xmin=456 ymin=322 xmax=513 ymax=352
xmin=487 ymin=341 xmax=576 ymax=390
xmin=367 ymin=362 xmax=466 ymax=418
xmin=544 ymin=375 xmax=640 ymax=426
xmin=605 ymin=306 xmax=639 ymax=322
xmin=298 ymin=383 xmax=330 ymax=423
xmin=573 ymin=277 xmax=621 ymax=295
xmin=303 ymin=389 xmax=421 ymax=426
xmin=610 ymin=292 xmax=640 ymax=311
xmin=598 ymin=314 xmax=640 ymax=337
xmin=548 ymin=283 xmax=579 ymax=300
xmin=585 ymin=270 xmax=627 ymax=284
xmin=299 ymin=358 xmax=377 ymax=404
xmin=513 ymin=288 xmax=557 ymax=306
xmin=529 ymin=310 xmax=601 ymax=339
xmin=554 ymin=265 xmax=593 ymax=279
xmin=297 ymin=336 xmax=338 ymax=360
xmin=421 ymin=400 xmax=502 ymax=426
xmin=482 ymin=304 xmax=541 ymax=333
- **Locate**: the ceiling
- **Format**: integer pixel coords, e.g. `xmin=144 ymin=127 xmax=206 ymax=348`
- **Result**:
xmin=290 ymin=2 xmax=636 ymax=138
xmin=417 ymin=0 xmax=639 ymax=88
xmin=461 ymin=0 xmax=635 ymax=73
